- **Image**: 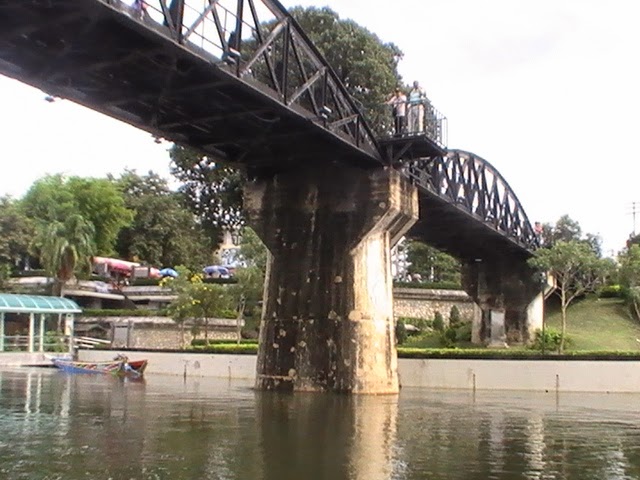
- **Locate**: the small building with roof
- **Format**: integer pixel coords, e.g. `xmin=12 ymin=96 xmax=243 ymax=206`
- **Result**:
xmin=0 ymin=293 xmax=81 ymax=355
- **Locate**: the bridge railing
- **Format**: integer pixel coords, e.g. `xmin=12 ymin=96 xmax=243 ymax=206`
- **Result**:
xmin=401 ymin=101 xmax=447 ymax=148
xmin=109 ymin=0 xmax=381 ymax=160
xmin=404 ymin=150 xmax=539 ymax=251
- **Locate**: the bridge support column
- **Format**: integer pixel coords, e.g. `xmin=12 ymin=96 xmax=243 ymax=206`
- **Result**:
xmin=462 ymin=261 xmax=543 ymax=346
xmin=245 ymin=165 xmax=418 ymax=393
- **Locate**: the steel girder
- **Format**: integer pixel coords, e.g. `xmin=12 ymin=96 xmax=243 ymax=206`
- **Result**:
xmin=404 ymin=149 xmax=539 ymax=255
xmin=0 ymin=0 xmax=382 ymax=167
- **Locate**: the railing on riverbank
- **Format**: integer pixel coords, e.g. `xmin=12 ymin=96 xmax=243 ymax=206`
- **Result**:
xmin=0 ymin=334 xmax=110 ymax=352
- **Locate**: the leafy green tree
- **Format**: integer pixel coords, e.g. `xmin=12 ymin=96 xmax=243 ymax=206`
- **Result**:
xmin=163 ymin=266 xmax=199 ymax=347
xmin=191 ymin=282 xmax=236 ymax=342
xmin=30 ymin=214 xmax=96 ymax=296
xmin=164 ymin=266 xmax=237 ymax=343
xmin=0 ymin=196 xmax=34 ymax=274
xmin=238 ymin=227 xmax=268 ymax=274
xmin=528 ymin=240 xmax=613 ymax=352
xmin=114 ymin=170 xmax=212 ymax=268
xmin=406 ymin=240 xmax=460 ymax=284
xmin=288 ymin=6 xmax=403 ymax=133
xmin=539 ymin=214 xmax=602 ymax=257
xmin=618 ymin=244 xmax=640 ymax=320
xmin=21 ymin=174 xmax=133 ymax=255
xmin=169 ymin=145 xmax=245 ymax=246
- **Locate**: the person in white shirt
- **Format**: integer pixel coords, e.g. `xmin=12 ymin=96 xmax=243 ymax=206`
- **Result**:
xmin=407 ymin=81 xmax=427 ymax=134
xmin=386 ymin=88 xmax=407 ymax=136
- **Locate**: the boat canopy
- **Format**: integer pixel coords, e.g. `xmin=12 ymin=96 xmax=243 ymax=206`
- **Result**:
xmin=0 ymin=293 xmax=82 ymax=314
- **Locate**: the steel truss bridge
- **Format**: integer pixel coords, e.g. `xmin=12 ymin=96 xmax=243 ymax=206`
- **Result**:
xmin=0 ymin=0 xmax=538 ymax=257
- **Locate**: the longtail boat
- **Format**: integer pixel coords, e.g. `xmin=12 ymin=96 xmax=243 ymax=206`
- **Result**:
xmin=51 ymin=356 xmax=148 ymax=378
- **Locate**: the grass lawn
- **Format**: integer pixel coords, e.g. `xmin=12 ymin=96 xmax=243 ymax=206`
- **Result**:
xmin=545 ymin=297 xmax=640 ymax=351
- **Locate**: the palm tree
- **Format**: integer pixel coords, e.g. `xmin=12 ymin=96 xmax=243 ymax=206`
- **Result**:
xmin=31 ymin=214 xmax=96 ymax=296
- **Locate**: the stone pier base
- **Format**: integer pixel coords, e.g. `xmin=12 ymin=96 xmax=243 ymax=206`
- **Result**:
xmin=245 ymin=165 xmax=418 ymax=394
xmin=462 ymin=260 xmax=544 ymax=346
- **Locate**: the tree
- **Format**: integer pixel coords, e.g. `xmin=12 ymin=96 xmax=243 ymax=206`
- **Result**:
xmin=618 ymin=244 xmax=640 ymax=320
xmin=539 ymin=214 xmax=602 ymax=257
xmin=30 ymin=214 xmax=96 ymax=296
xmin=405 ymin=240 xmax=460 ymax=284
xmin=169 ymin=145 xmax=245 ymax=246
xmin=288 ymin=6 xmax=403 ymax=134
xmin=238 ymin=227 xmax=268 ymax=274
xmin=0 ymin=196 xmax=34 ymax=275
xmin=191 ymin=282 xmax=236 ymax=342
xmin=21 ymin=174 xmax=133 ymax=255
xmin=164 ymin=266 xmax=236 ymax=343
xmin=168 ymin=7 xmax=404 ymax=242
xmin=528 ymin=240 xmax=613 ymax=352
xmin=114 ymin=170 xmax=212 ymax=268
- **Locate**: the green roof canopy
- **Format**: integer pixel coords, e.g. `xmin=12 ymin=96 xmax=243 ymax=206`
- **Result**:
xmin=0 ymin=293 xmax=81 ymax=314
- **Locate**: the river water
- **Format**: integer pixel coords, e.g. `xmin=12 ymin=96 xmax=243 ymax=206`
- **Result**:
xmin=1 ymin=368 xmax=640 ymax=480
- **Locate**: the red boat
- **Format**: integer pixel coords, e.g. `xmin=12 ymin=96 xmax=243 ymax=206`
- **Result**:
xmin=51 ymin=355 xmax=148 ymax=378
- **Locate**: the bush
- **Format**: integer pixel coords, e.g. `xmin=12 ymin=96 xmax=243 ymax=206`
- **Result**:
xmin=397 ymin=316 xmax=431 ymax=330
xmin=432 ymin=311 xmax=445 ymax=332
xmin=440 ymin=326 xmax=457 ymax=348
xmin=395 ymin=319 xmax=408 ymax=345
xmin=190 ymin=343 xmax=258 ymax=354
xmin=393 ymin=281 xmax=462 ymax=290
xmin=530 ymin=328 xmax=570 ymax=352
xmin=599 ymin=284 xmax=622 ymax=298
xmin=439 ymin=321 xmax=471 ymax=348
xmin=80 ymin=308 xmax=170 ymax=317
xmin=191 ymin=338 xmax=258 ymax=346
xmin=396 ymin=347 xmax=640 ymax=360
xmin=449 ymin=305 xmax=462 ymax=327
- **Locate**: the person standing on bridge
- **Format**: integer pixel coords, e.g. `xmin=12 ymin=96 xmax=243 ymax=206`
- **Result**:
xmin=407 ymin=81 xmax=427 ymax=134
xmin=386 ymin=88 xmax=407 ymax=136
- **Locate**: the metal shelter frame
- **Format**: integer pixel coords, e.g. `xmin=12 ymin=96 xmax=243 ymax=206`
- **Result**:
xmin=0 ymin=293 xmax=81 ymax=353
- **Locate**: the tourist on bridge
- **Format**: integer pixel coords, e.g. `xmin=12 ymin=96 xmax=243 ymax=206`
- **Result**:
xmin=386 ymin=88 xmax=407 ymax=136
xmin=133 ymin=0 xmax=149 ymax=20
xmin=407 ymin=81 xmax=427 ymax=134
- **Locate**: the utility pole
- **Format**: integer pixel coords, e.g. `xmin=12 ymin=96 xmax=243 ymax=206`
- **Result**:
xmin=630 ymin=202 xmax=639 ymax=237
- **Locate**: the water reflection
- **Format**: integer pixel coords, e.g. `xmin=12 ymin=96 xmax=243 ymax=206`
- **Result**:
xmin=1 ymin=369 xmax=640 ymax=479
xmin=257 ymin=393 xmax=399 ymax=480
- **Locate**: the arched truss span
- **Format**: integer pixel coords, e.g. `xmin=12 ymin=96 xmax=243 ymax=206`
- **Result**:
xmin=405 ymin=149 xmax=539 ymax=252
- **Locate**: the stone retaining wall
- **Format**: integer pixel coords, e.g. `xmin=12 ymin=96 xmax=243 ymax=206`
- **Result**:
xmin=77 ymin=316 xmax=242 ymax=349
xmin=393 ymin=288 xmax=479 ymax=325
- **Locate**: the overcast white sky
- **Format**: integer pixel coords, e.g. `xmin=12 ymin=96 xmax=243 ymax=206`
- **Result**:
xmin=1 ymin=0 xmax=639 ymax=256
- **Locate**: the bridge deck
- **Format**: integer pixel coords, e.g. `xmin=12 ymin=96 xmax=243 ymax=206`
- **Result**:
xmin=411 ymin=192 xmax=533 ymax=262
xmin=0 ymin=0 xmax=382 ymax=169
xmin=378 ymin=133 xmax=446 ymax=164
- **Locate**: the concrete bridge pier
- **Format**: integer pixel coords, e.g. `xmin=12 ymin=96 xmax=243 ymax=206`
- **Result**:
xmin=245 ymin=165 xmax=418 ymax=394
xmin=462 ymin=260 xmax=543 ymax=346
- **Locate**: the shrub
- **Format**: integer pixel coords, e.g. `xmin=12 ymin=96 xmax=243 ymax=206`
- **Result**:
xmin=449 ymin=305 xmax=462 ymax=327
xmin=393 ymin=281 xmax=462 ymax=290
xmin=530 ymin=328 xmax=570 ymax=352
xmin=395 ymin=319 xmax=408 ymax=345
xmin=599 ymin=284 xmax=622 ymax=298
xmin=397 ymin=316 xmax=431 ymax=330
xmin=80 ymin=308 xmax=170 ymax=317
xmin=440 ymin=326 xmax=457 ymax=348
xmin=190 ymin=343 xmax=258 ymax=354
xmin=432 ymin=311 xmax=445 ymax=332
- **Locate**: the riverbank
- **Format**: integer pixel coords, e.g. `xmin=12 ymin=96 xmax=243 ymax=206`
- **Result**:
xmin=65 ymin=350 xmax=640 ymax=393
